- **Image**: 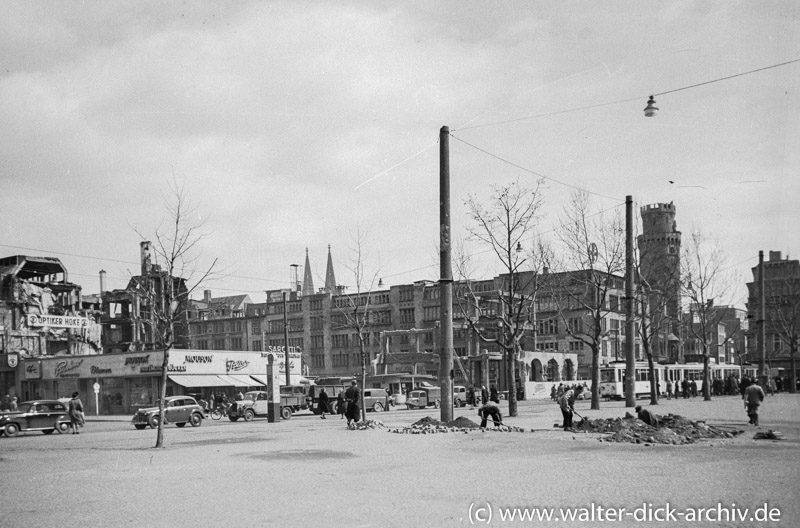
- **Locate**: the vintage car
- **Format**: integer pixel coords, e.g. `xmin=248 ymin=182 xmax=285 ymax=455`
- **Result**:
xmin=131 ymin=395 xmax=204 ymax=429
xmin=0 ymin=400 xmax=72 ymax=437
xmin=227 ymin=386 xmax=310 ymax=421
xmin=362 ymin=388 xmax=389 ymax=412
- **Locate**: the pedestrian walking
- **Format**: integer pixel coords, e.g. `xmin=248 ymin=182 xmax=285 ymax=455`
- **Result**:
xmin=318 ymin=388 xmax=330 ymax=419
xmin=337 ymin=391 xmax=346 ymax=420
xmin=68 ymin=391 xmax=85 ymax=434
xmin=344 ymin=380 xmax=361 ymax=429
xmin=467 ymin=385 xmax=476 ymax=407
xmin=477 ymin=401 xmax=503 ymax=428
xmin=559 ymin=385 xmax=583 ymax=431
xmin=744 ymin=381 xmax=766 ymax=426
xmin=550 ymin=385 xmax=557 ymax=401
xmin=690 ymin=380 xmax=698 ymax=397
xmin=489 ymin=385 xmax=499 ymax=404
xmin=665 ymin=380 xmax=672 ymax=400
xmin=480 ymin=386 xmax=489 ymax=406
xmin=9 ymin=396 xmax=18 ymax=411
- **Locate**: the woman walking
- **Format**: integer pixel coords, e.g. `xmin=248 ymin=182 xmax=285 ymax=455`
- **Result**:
xmin=68 ymin=392 xmax=85 ymax=434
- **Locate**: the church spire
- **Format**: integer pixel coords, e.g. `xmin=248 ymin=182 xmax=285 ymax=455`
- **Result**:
xmin=324 ymin=245 xmax=337 ymax=293
xmin=302 ymin=248 xmax=315 ymax=296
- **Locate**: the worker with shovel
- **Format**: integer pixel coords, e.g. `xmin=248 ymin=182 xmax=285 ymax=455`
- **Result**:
xmin=559 ymin=385 xmax=584 ymax=432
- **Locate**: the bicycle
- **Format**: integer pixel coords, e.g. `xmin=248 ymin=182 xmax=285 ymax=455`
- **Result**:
xmin=210 ymin=403 xmax=229 ymax=420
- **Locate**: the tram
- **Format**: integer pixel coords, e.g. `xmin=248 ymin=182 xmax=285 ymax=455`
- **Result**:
xmin=599 ymin=361 xmax=745 ymax=400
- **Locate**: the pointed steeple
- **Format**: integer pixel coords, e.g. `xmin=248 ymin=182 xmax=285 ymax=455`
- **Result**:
xmin=324 ymin=245 xmax=337 ymax=293
xmin=302 ymin=248 xmax=315 ymax=296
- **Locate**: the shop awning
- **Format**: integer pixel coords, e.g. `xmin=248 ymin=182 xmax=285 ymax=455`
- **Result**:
xmin=169 ymin=375 xmax=232 ymax=388
xmin=225 ymin=374 xmax=264 ymax=387
xmin=250 ymin=374 xmax=269 ymax=386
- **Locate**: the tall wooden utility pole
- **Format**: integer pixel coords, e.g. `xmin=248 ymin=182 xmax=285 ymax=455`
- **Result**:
xmin=758 ymin=250 xmax=767 ymax=387
xmin=283 ymin=291 xmax=290 ymax=386
xmin=625 ymin=195 xmax=636 ymax=407
xmin=439 ymin=125 xmax=454 ymax=422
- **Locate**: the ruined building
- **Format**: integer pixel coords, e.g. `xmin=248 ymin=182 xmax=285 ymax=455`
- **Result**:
xmin=101 ymin=241 xmax=189 ymax=353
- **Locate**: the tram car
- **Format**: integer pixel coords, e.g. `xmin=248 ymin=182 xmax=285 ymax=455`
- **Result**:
xmin=599 ymin=361 xmax=744 ymax=400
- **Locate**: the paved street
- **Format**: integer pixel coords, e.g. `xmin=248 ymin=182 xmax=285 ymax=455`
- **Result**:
xmin=2 ymin=394 xmax=798 ymax=528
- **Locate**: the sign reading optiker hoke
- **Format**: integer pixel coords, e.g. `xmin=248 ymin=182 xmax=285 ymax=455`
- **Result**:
xmin=27 ymin=314 xmax=91 ymax=328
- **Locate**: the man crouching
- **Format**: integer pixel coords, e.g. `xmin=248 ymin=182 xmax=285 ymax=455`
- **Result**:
xmin=478 ymin=401 xmax=503 ymax=428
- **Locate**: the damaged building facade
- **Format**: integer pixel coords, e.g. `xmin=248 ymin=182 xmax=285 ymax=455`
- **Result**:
xmin=0 ymin=255 xmax=102 ymax=401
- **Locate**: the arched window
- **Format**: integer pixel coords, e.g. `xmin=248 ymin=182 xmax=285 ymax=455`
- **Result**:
xmin=547 ymin=359 xmax=560 ymax=382
xmin=531 ymin=359 xmax=543 ymax=382
xmin=563 ymin=359 xmax=575 ymax=381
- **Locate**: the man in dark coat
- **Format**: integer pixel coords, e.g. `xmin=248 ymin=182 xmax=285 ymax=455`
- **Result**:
xmin=635 ymin=405 xmax=659 ymax=427
xmin=318 ymin=389 xmax=330 ymax=419
xmin=489 ymin=385 xmax=500 ymax=404
xmin=344 ymin=380 xmax=361 ymax=429
xmin=744 ymin=381 xmax=766 ymax=426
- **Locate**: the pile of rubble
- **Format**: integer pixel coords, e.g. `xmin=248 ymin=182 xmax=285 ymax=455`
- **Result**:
xmin=388 ymin=416 xmax=529 ymax=435
xmin=575 ymin=413 xmax=743 ymax=445
xmin=348 ymin=420 xmax=386 ymax=431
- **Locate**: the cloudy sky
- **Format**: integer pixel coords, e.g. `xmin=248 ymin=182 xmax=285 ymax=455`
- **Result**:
xmin=1 ymin=1 xmax=797 ymax=305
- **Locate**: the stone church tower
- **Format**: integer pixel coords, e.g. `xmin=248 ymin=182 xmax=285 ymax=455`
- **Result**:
xmin=637 ymin=202 xmax=682 ymax=361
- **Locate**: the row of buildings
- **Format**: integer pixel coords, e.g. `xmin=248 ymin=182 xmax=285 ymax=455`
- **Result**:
xmin=1 ymin=204 xmax=797 ymax=414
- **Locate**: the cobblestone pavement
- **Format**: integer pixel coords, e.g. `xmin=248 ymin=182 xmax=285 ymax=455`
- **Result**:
xmin=1 ymin=394 xmax=798 ymax=527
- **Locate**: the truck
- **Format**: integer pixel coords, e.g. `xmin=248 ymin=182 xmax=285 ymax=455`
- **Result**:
xmin=406 ymin=383 xmax=442 ymax=409
xmin=227 ymin=385 xmax=311 ymax=421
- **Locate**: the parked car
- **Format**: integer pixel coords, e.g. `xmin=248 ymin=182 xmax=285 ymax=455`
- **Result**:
xmin=131 ymin=396 xmax=204 ymax=429
xmin=0 ymin=400 xmax=72 ymax=437
xmin=363 ymin=388 xmax=389 ymax=412
xmin=453 ymin=385 xmax=467 ymax=407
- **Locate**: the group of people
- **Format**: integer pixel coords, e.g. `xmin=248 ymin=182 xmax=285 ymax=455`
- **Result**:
xmin=550 ymin=382 xmax=588 ymax=403
xmin=316 ymin=381 xmax=362 ymax=429
xmin=1 ymin=394 xmax=18 ymax=411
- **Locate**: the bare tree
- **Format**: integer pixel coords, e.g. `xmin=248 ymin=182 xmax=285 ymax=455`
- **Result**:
xmin=333 ymin=230 xmax=380 ymax=422
xmin=134 ymin=181 xmax=216 ymax=448
xmin=680 ymin=229 xmax=736 ymax=401
xmin=458 ymin=180 xmax=546 ymax=417
xmin=549 ymin=190 xmax=626 ymax=410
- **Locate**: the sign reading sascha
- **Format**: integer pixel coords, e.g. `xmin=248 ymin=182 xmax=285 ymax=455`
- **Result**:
xmin=27 ymin=314 xmax=91 ymax=329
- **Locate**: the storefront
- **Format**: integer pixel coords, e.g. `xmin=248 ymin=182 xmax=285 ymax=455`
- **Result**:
xmin=20 ymin=349 xmax=302 ymax=415
xmin=0 ymin=353 xmax=21 ymax=405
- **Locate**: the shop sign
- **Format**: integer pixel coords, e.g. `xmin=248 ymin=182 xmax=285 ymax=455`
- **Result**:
xmin=25 ymin=361 xmax=42 ymax=379
xmin=55 ymin=358 xmax=84 ymax=378
xmin=27 ymin=314 xmax=91 ymax=328
xmin=226 ymin=359 xmax=250 ymax=372
xmin=125 ymin=355 xmax=152 ymax=370
xmin=184 ymin=355 xmax=214 ymax=364
xmin=90 ymin=366 xmax=113 ymax=375
xmin=7 ymin=354 xmax=18 ymax=368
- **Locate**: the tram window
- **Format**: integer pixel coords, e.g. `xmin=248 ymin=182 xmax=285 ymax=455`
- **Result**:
xmin=600 ymin=370 xmax=616 ymax=383
xmin=635 ymin=369 xmax=650 ymax=381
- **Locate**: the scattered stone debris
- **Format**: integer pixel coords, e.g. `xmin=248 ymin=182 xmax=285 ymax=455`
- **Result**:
xmin=388 ymin=416 xmax=529 ymax=434
xmin=348 ymin=420 xmax=386 ymax=431
xmin=574 ymin=413 xmax=743 ymax=445
xmin=753 ymin=430 xmax=783 ymax=441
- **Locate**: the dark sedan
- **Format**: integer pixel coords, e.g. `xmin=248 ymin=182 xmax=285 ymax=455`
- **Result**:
xmin=0 ymin=400 xmax=72 ymax=437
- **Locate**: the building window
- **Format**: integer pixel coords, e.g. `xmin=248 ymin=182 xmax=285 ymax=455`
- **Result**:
xmin=423 ymin=306 xmax=439 ymax=321
xmin=198 ymin=340 xmax=208 ymax=350
xmin=288 ymin=318 xmax=303 ymax=332
xmin=310 ymin=316 xmax=324 ymax=331
xmin=399 ymin=289 xmax=414 ymax=302
xmin=400 ymin=308 xmax=415 ymax=324
xmin=538 ymin=319 xmax=558 ymax=335
xmin=332 ymin=354 xmax=349 ymax=367
xmin=311 ymin=335 xmax=324 ymax=349
xmin=312 ymin=354 xmax=325 ymax=369
xmin=309 ymin=299 xmax=323 ymax=311
xmin=252 ymin=340 xmax=262 ymax=351
xmin=213 ymin=339 xmax=225 ymax=350
xmin=269 ymin=320 xmax=284 ymax=333
xmin=332 ymin=334 xmax=349 ymax=348
xmin=567 ymin=318 xmax=582 ymax=334
xmin=252 ymin=322 xmax=261 ymax=334
xmin=231 ymin=337 xmax=243 ymax=350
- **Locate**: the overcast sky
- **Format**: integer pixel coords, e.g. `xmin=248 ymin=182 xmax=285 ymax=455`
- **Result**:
xmin=1 ymin=1 xmax=797 ymax=306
